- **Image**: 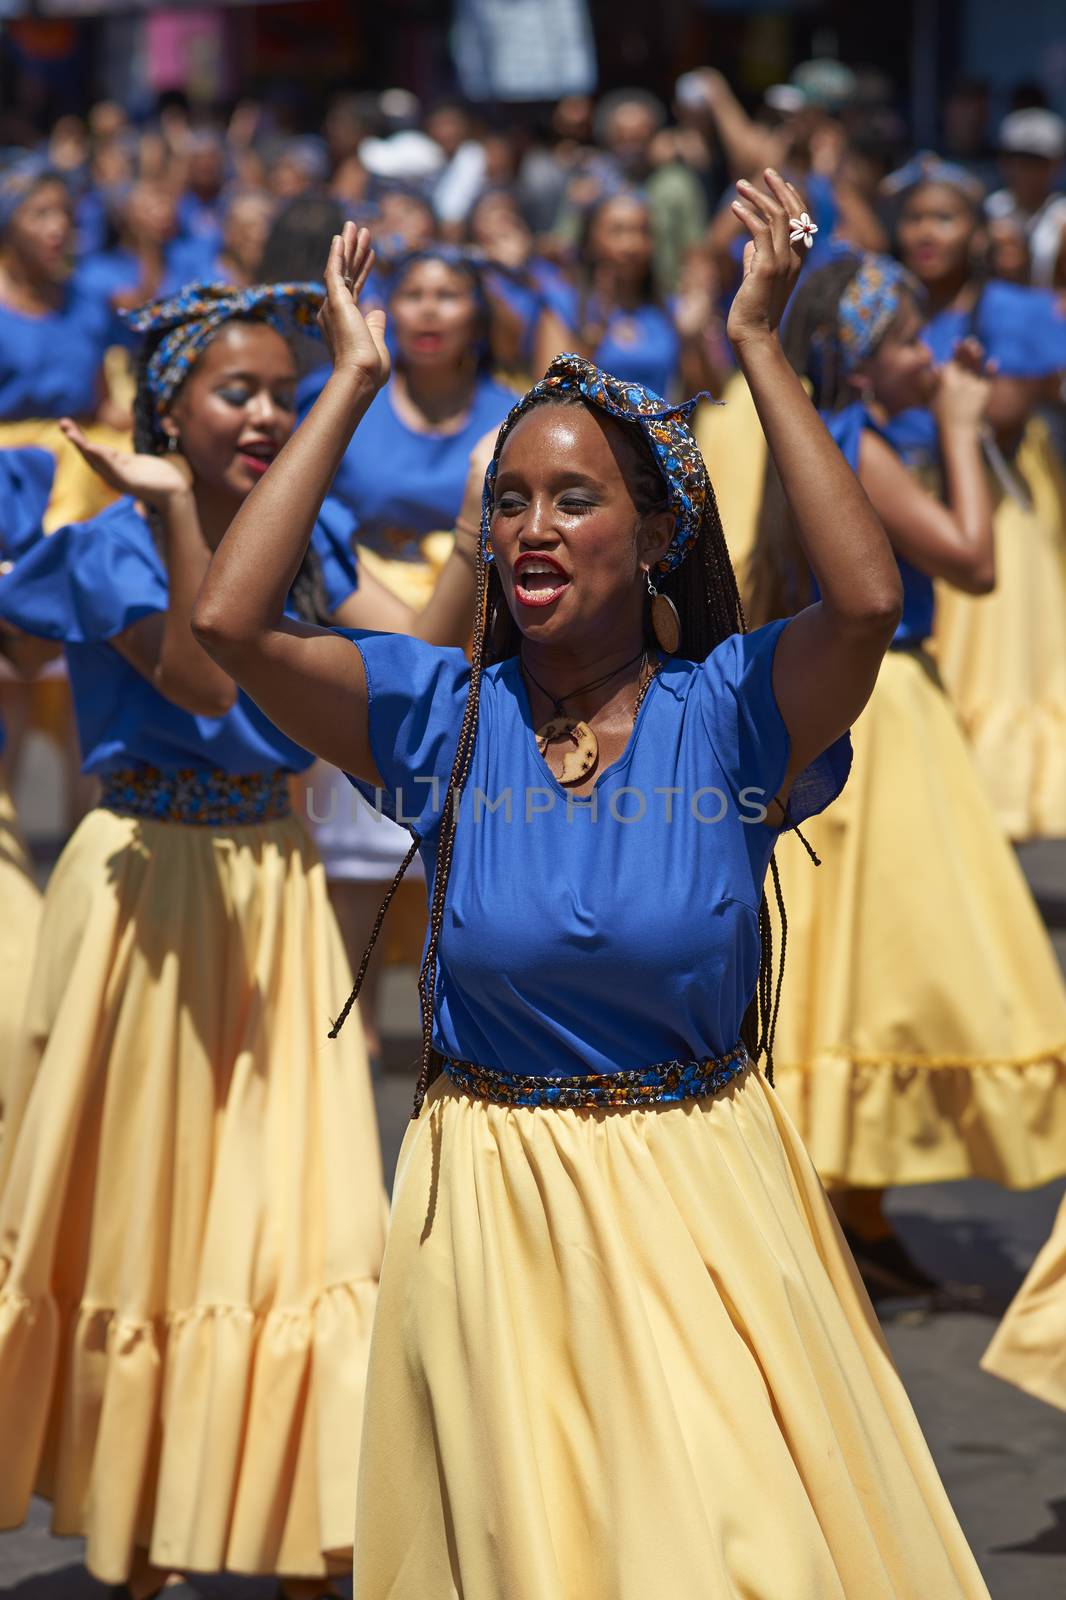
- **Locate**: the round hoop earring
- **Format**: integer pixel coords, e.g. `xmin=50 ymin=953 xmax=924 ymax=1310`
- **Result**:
xmin=645 ymin=569 xmax=680 ymax=655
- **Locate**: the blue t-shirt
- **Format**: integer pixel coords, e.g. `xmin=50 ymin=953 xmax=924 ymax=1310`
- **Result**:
xmin=75 ymin=250 xmax=189 ymax=346
xmin=541 ymin=279 xmax=681 ymax=398
xmin=0 ymin=280 xmax=115 ymax=420
xmin=348 ymin=624 xmax=850 ymax=1075
xmin=824 ymin=402 xmax=934 ymax=647
xmin=0 ymin=447 xmax=54 ymax=562
xmin=887 ymin=280 xmax=1066 ymax=465
xmin=318 ymin=375 xmax=518 ymax=562
xmin=0 ymin=445 xmax=54 ymax=757
xmin=0 ymin=496 xmax=358 ymax=777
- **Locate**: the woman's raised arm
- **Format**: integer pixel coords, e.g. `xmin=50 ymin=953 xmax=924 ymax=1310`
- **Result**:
xmin=728 ymin=171 xmax=902 ymax=786
xmin=192 ymin=224 xmax=392 ymax=783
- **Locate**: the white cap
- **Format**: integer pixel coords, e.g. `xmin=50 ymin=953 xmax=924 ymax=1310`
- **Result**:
xmin=358 ymin=131 xmax=444 ymax=182
xmin=999 ymin=109 xmax=1066 ymax=162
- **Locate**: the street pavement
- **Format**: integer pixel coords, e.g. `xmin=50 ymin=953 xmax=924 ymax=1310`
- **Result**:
xmin=2 ymin=844 xmax=1066 ymax=1597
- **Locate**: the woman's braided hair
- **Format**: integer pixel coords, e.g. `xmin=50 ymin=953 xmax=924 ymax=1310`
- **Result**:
xmin=329 ymin=392 xmax=790 ymax=1116
xmin=131 ymin=318 xmax=328 ymax=624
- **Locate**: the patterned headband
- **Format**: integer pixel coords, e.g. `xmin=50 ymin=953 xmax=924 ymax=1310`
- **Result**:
xmin=836 ymin=255 xmax=919 ymax=373
xmin=124 ymin=280 xmax=324 ymax=420
xmin=482 ymin=353 xmax=712 ymax=575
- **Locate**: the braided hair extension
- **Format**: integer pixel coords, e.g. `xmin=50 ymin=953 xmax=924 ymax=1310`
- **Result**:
xmin=331 ymin=392 xmax=790 ymax=1112
xmin=131 ymin=320 xmax=329 ymax=625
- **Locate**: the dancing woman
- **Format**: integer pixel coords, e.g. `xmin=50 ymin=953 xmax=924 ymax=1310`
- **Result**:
xmin=193 ymin=192 xmax=989 ymax=1597
xmin=888 ymin=158 xmax=1066 ymax=838
xmin=748 ymin=253 xmax=1066 ymax=1288
xmin=0 ymin=280 xmax=472 ymax=1599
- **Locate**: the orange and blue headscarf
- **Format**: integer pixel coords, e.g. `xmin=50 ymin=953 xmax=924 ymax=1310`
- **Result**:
xmin=482 ymin=353 xmax=712 ymax=575
xmin=836 ymin=254 xmax=920 ymax=373
xmin=125 ymin=280 xmax=324 ymax=424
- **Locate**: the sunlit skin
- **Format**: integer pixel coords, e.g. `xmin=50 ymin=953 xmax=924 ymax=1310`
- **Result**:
xmin=389 ymin=257 xmax=481 ymax=371
xmin=163 ymin=321 xmax=297 ymax=520
xmin=896 ymin=182 xmax=983 ymax=295
xmin=2 ymin=178 xmax=74 ymax=287
xmin=852 ymin=295 xmax=938 ymax=417
xmin=491 ymin=404 xmax=671 ymax=678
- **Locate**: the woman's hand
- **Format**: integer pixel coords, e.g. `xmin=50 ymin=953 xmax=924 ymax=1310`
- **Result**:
xmin=932 ymin=337 xmax=994 ymax=430
xmin=58 ymin=418 xmax=191 ymax=509
xmin=726 ymin=170 xmax=810 ymax=351
xmin=318 ymin=221 xmax=391 ymax=393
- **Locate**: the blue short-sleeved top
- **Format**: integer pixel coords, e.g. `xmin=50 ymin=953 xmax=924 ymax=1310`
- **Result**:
xmin=887 ymin=280 xmax=1066 ymax=465
xmin=824 ymin=402 xmax=933 ymax=647
xmin=313 ymin=375 xmax=518 ymax=562
xmin=0 ymin=496 xmax=359 ymax=776
xmin=0 ymin=445 xmax=54 ymax=757
xmin=347 ymin=624 xmax=850 ymax=1075
xmin=540 ymin=279 xmax=681 ymax=399
xmin=0 ymin=447 xmax=54 ymax=563
xmin=75 ymin=250 xmax=188 ymax=346
xmin=0 ymin=281 xmax=115 ymax=420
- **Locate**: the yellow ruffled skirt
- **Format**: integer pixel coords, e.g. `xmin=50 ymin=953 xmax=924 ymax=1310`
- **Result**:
xmin=0 ymin=775 xmax=41 ymax=1134
xmin=0 ymin=806 xmax=387 ymax=1584
xmin=982 ymin=1191 xmax=1066 ymax=1410
xmin=933 ymin=416 xmax=1066 ymax=840
xmin=693 ymin=371 xmax=765 ymax=585
xmin=773 ymin=646 xmax=1066 ymax=1189
xmin=353 ymin=1068 xmax=989 ymax=1599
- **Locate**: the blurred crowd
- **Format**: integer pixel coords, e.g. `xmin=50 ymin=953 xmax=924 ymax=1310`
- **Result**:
xmin=1 ymin=62 xmax=1065 ymax=444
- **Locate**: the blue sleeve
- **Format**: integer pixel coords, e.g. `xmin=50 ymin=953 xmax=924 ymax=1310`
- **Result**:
xmin=698 ymin=620 xmax=852 ymax=827
xmin=979 ymin=283 xmax=1066 ymax=377
xmin=310 ymin=496 xmax=359 ymax=613
xmin=539 ymin=276 xmax=579 ymax=333
xmin=0 ymin=448 xmax=55 ymax=561
xmin=0 ymin=511 xmax=166 ymax=642
xmin=342 ymin=630 xmax=471 ymax=837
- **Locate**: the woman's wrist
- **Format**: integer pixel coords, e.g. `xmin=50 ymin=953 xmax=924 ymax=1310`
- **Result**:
xmin=453 ymin=517 xmax=481 ymax=565
xmin=731 ymin=326 xmax=784 ymax=365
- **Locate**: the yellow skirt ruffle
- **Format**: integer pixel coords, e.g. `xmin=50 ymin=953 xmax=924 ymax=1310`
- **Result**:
xmin=0 ymin=775 xmax=41 ymax=1133
xmin=772 ymin=647 xmax=1066 ymax=1189
xmin=981 ymin=1191 xmax=1066 ymax=1410
xmin=355 ymin=531 xmax=454 ymax=612
xmin=0 ymin=807 xmax=387 ymax=1583
xmin=933 ymin=416 xmax=1066 ymax=840
xmin=353 ymin=1069 xmax=988 ymax=1599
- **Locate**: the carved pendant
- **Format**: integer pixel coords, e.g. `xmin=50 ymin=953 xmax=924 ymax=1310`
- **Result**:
xmin=650 ymin=591 xmax=681 ymax=654
xmin=535 ymin=715 xmax=599 ymax=786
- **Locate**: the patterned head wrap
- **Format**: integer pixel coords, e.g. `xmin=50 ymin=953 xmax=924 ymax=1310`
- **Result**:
xmin=0 ymin=154 xmax=66 ymax=234
xmin=124 ymin=280 xmax=324 ymax=423
xmin=836 ymin=254 xmax=921 ymax=372
xmin=482 ymin=353 xmax=711 ymax=576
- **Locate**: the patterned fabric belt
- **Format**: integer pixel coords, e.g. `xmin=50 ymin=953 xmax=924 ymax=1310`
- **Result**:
xmin=441 ymin=1044 xmax=750 ymax=1109
xmin=99 ymin=765 xmax=291 ymax=826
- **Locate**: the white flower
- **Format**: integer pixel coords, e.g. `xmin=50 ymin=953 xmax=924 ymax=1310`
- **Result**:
xmin=788 ymin=212 xmax=818 ymax=249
